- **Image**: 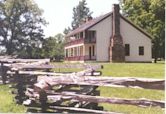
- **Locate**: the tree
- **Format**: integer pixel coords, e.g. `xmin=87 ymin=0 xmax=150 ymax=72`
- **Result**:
xmin=63 ymin=27 xmax=71 ymax=35
xmin=71 ymin=0 xmax=93 ymax=29
xmin=0 ymin=0 xmax=46 ymax=57
xmin=42 ymin=33 xmax=65 ymax=61
xmin=120 ymin=0 xmax=165 ymax=62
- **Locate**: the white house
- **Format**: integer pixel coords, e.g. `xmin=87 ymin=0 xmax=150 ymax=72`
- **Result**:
xmin=64 ymin=4 xmax=152 ymax=63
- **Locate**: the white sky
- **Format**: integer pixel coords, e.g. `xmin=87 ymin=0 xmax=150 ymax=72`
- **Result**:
xmin=34 ymin=0 xmax=119 ymax=37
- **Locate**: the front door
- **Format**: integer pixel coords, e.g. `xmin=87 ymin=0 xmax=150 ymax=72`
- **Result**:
xmin=89 ymin=46 xmax=91 ymax=60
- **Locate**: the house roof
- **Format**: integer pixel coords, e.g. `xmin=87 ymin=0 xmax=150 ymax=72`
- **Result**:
xmin=66 ymin=12 xmax=112 ymax=37
xmin=66 ymin=12 xmax=153 ymax=40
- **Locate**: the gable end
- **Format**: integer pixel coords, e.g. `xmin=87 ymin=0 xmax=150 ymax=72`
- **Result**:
xmin=120 ymin=15 xmax=153 ymax=40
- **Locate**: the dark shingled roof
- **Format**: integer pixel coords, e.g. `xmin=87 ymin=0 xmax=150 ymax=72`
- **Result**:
xmin=66 ymin=12 xmax=153 ymax=40
xmin=66 ymin=12 xmax=112 ymax=37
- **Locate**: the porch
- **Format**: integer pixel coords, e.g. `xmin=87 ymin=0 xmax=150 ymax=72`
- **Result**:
xmin=64 ymin=44 xmax=96 ymax=61
xmin=64 ymin=55 xmax=96 ymax=61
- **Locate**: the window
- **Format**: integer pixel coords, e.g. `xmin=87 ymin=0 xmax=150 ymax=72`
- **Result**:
xmin=65 ymin=49 xmax=68 ymax=57
xmin=80 ymin=32 xmax=83 ymax=38
xmin=125 ymin=44 xmax=130 ymax=56
xmin=80 ymin=46 xmax=83 ymax=56
xmin=139 ymin=46 xmax=144 ymax=55
xmin=78 ymin=46 xmax=80 ymax=56
xmin=87 ymin=31 xmax=96 ymax=39
xmin=68 ymin=49 xmax=71 ymax=57
xmin=74 ymin=47 xmax=77 ymax=56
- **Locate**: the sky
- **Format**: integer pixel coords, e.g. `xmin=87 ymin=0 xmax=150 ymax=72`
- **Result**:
xmin=34 ymin=0 xmax=119 ymax=37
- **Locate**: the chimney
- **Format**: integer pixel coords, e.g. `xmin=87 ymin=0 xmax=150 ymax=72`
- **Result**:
xmin=109 ymin=4 xmax=125 ymax=62
xmin=80 ymin=16 xmax=93 ymax=26
xmin=112 ymin=4 xmax=120 ymax=36
xmin=86 ymin=16 xmax=93 ymax=22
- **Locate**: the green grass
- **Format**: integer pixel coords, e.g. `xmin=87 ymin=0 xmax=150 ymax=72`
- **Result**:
xmin=101 ymin=63 xmax=164 ymax=78
xmin=0 ymin=62 xmax=164 ymax=113
xmin=99 ymin=104 xmax=164 ymax=114
xmin=98 ymin=87 xmax=164 ymax=114
xmin=98 ymin=62 xmax=165 ymax=114
xmin=0 ymin=85 xmax=27 ymax=112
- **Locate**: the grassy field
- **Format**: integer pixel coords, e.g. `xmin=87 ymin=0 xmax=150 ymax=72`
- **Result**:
xmin=0 ymin=85 xmax=27 ymax=112
xmin=0 ymin=62 xmax=165 ymax=113
xmin=98 ymin=62 xmax=165 ymax=114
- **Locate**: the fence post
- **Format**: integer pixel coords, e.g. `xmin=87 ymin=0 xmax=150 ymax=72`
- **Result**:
xmin=39 ymin=90 xmax=48 ymax=112
xmin=0 ymin=62 xmax=8 ymax=84
xmin=15 ymin=70 xmax=25 ymax=104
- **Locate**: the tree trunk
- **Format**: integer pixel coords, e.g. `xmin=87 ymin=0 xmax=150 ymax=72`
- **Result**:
xmin=154 ymin=41 xmax=159 ymax=63
xmin=6 ymin=42 xmax=13 ymax=55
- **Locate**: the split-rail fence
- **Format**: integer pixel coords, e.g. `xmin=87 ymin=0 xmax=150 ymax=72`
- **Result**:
xmin=0 ymin=57 xmax=164 ymax=113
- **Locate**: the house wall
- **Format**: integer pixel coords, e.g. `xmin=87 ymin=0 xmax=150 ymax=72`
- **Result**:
xmin=89 ymin=15 xmax=112 ymax=61
xmin=120 ymin=18 xmax=152 ymax=62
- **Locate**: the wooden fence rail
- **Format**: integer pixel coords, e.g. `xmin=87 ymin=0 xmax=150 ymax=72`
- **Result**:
xmin=34 ymin=76 xmax=164 ymax=90
xmin=25 ymin=89 xmax=164 ymax=108
xmin=49 ymin=106 xmax=123 ymax=114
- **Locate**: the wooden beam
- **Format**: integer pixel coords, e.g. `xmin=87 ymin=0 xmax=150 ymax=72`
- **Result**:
xmin=49 ymin=106 xmax=123 ymax=114
xmin=21 ymin=64 xmax=102 ymax=70
xmin=25 ymin=90 xmax=164 ymax=108
xmin=34 ymin=76 xmax=165 ymax=90
xmin=7 ymin=64 xmax=102 ymax=77
xmin=0 ymin=59 xmax=50 ymax=63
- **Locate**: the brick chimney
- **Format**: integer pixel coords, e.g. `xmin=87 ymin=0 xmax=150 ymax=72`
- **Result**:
xmin=110 ymin=4 xmax=125 ymax=62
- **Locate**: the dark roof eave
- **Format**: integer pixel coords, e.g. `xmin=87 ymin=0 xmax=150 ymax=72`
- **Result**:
xmin=86 ymin=12 xmax=113 ymax=30
xmin=65 ymin=12 xmax=113 ymax=38
xmin=65 ymin=30 xmax=85 ymax=38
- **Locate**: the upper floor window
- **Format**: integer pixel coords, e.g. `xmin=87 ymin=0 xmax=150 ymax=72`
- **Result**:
xmin=80 ymin=32 xmax=83 ymax=38
xmin=87 ymin=31 xmax=96 ymax=39
xmin=125 ymin=44 xmax=130 ymax=56
xmin=139 ymin=46 xmax=144 ymax=55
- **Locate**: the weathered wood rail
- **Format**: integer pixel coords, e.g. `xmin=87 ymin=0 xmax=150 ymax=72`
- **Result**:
xmin=34 ymin=75 xmax=164 ymax=90
xmin=25 ymin=88 xmax=164 ymax=108
xmin=0 ymin=58 xmax=164 ymax=113
xmin=0 ymin=58 xmax=50 ymax=84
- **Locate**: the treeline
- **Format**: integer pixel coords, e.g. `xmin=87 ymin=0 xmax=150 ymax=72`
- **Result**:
xmin=18 ymin=33 xmax=65 ymax=61
xmin=0 ymin=0 xmax=64 ymax=61
xmin=120 ymin=0 xmax=165 ymax=62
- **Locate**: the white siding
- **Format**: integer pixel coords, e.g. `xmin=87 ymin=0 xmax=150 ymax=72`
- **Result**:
xmin=120 ymin=18 xmax=152 ymax=62
xmin=89 ymin=15 xmax=112 ymax=61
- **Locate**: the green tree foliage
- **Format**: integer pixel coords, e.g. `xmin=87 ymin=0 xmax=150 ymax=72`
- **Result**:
xmin=42 ymin=33 xmax=64 ymax=61
xmin=63 ymin=27 xmax=71 ymax=35
xmin=71 ymin=0 xmax=93 ymax=29
xmin=120 ymin=0 xmax=165 ymax=61
xmin=0 ymin=0 xmax=46 ymax=57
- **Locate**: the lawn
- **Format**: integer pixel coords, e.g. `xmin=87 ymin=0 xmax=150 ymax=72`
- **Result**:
xmin=0 ymin=62 xmax=165 ymax=113
xmin=0 ymin=84 xmax=27 ymax=112
xmin=101 ymin=62 xmax=164 ymax=78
